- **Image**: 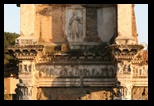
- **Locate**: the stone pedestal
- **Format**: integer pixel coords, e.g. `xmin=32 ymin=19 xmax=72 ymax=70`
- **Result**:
xmin=116 ymin=4 xmax=137 ymax=45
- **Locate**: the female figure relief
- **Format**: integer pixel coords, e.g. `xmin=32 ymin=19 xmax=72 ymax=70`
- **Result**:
xmin=69 ymin=11 xmax=82 ymax=42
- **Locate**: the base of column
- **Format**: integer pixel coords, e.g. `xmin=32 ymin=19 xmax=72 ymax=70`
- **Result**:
xmin=115 ymin=35 xmax=136 ymax=45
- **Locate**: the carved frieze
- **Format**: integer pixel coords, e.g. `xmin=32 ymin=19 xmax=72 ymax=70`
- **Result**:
xmin=132 ymin=65 xmax=148 ymax=77
xmin=36 ymin=65 xmax=116 ymax=78
xmin=7 ymin=45 xmax=44 ymax=60
xmin=108 ymin=44 xmax=144 ymax=61
xmin=132 ymin=50 xmax=148 ymax=65
xmin=117 ymin=61 xmax=132 ymax=74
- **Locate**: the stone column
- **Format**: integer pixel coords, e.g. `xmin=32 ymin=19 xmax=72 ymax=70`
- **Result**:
xmin=16 ymin=61 xmax=37 ymax=100
xmin=121 ymin=84 xmax=133 ymax=100
xmin=16 ymin=78 xmax=37 ymax=100
xmin=116 ymin=4 xmax=136 ymax=45
xmin=8 ymin=44 xmax=44 ymax=100
xmin=116 ymin=61 xmax=133 ymax=100
xmin=125 ymin=84 xmax=133 ymax=100
xmin=108 ymin=4 xmax=146 ymax=100
xmin=20 ymin=4 xmax=35 ymax=37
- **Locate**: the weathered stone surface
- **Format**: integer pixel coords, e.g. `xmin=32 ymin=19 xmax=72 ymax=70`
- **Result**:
xmin=85 ymin=7 xmax=99 ymax=42
xmin=132 ymin=87 xmax=148 ymax=100
xmin=11 ymin=4 xmax=148 ymax=100
xmin=36 ymin=65 xmax=116 ymax=77
xmin=35 ymin=5 xmax=66 ymax=43
xmin=65 ymin=5 xmax=86 ymax=43
xmin=118 ymin=4 xmax=132 ymax=37
xmin=37 ymin=88 xmax=112 ymax=100
xmin=132 ymin=4 xmax=138 ymax=44
xmin=97 ymin=7 xmax=116 ymax=42
xmin=20 ymin=4 xmax=35 ymax=37
xmin=116 ymin=4 xmax=137 ymax=45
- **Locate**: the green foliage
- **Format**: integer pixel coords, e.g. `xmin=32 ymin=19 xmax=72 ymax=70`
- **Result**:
xmin=4 ymin=32 xmax=19 ymax=77
xmin=4 ymin=32 xmax=19 ymax=48
xmin=4 ymin=54 xmax=13 ymax=65
xmin=4 ymin=32 xmax=19 ymax=62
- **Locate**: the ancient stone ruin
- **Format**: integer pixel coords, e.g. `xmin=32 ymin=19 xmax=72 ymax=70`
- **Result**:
xmin=8 ymin=4 xmax=148 ymax=100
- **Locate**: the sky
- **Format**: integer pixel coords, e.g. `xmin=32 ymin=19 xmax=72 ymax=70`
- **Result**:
xmin=4 ymin=4 xmax=148 ymax=45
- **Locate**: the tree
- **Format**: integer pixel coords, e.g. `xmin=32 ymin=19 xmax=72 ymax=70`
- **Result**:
xmin=4 ymin=32 xmax=19 ymax=78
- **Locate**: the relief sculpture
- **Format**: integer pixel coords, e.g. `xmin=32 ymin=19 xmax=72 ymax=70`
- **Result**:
xmin=101 ymin=67 xmax=108 ymax=77
xmin=69 ymin=11 xmax=82 ymax=42
xmin=133 ymin=65 xmax=148 ymax=76
xmin=143 ymin=66 xmax=148 ymax=76
xmin=19 ymin=64 xmax=22 ymax=72
xmin=37 ymin=65 xmax=115 ymax=77
xmin=28 ymin=65 xmax=31 ymax=72
xmin=108 ymin=67 xmax=114 ymax=77
xmin=24 ymin=64 xmax=27 ymax=72
xmin=123 ymin=63 xmax=132 ymax=73
xmin=117 ymin=62 xmax=132 ymax=74
xmin=117 ymin=62 xmax=124 ymax=73
xmin=66 ymin=5 xmax=85 ymax=43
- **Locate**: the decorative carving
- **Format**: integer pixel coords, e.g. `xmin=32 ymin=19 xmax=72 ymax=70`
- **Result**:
xmin=7 ymin=45 xmax=44 ymax=60
xmin=24 ymin=64 xmax=27 ymax=72
xmin=60 ymin=68 xmax=68 ymax=76
xmin=133 ymin=65 xmax=148 ymax=76
xmin=69 ymin=10 xmax=83 ymax=41
xmin=66 ymin=5 xmax=86 ymax=43
xmin=132 ymin=50 xmax=148 ymax=65
xmin=117 ymin=62 xmax=132 ymax=74
xmin=108 ymin=44 xmax=144 ymax=61
xmin=108 ymin=67 xmax=114 ymax=77
xmin=19 ymin=64 xmax=22 ymax=72
xmin=91 ymin=68 xmax=99 ymax=76
xmin=37 ymin=65 xmax=116 ymax=77
xmin=28 ymin=65 xmax=32 ymax=72
xmin=39 ymin=70 xmax=45 ymax=77
xmin=124 ymin=85 xmax=133 ymax=100
xmin=15 ymin=88 xmax=23 ymax=100
xmin=34 ymin=72 xmax=39 ymax=79
xmin=112 ymin=88 xmax=122 ymax=100
xmin=117 ymin=62 xmax=123 ymax=73
xmin=123 ymin=63 xmax=132 ymax=72
xmin=7 ymin=4 xmax=148 ymax=100
xmin=28 ymin=87 xmax=33 ymax=97
xmin=101 ymin=67 xmax=107 ymax=76
xmin=38 ymin=51 xmax=113 ymax=64
xmin=15 ymin=79 xmax=33 ymax=100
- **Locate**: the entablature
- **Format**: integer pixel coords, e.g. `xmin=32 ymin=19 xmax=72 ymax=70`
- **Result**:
xmin=107 ymin=44 xmax=144 ymax=61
